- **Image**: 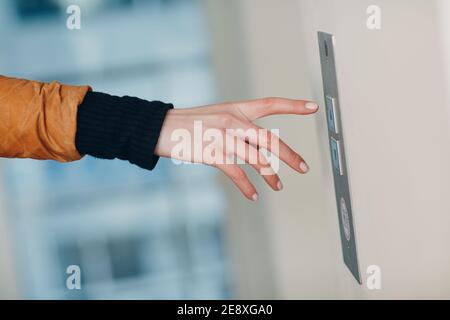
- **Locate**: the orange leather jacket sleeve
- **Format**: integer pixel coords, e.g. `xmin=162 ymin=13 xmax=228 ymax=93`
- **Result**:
xmin=0 ymin=75 xmax=91 ymax=162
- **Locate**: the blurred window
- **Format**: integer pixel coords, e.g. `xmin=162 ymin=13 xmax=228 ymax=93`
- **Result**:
xmin=1 ymin=0 xmax=231 ymax=299
xmin=14 ymin=0 xmax=60 ymax=20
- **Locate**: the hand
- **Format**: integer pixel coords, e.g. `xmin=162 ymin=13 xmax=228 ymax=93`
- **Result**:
xmin=155 ymin=97 xmax=319 ymax=200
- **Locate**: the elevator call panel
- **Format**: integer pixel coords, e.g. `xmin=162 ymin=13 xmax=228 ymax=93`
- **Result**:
xmin=318 ymin=32 xmax=361 ymax=284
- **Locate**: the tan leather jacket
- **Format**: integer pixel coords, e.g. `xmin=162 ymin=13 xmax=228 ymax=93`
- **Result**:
xmin=0 ymin=75 xmax=90 ymax=162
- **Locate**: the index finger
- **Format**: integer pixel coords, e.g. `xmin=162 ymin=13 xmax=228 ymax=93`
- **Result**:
xmin=235 ymin=97 xmax=319 ymax=121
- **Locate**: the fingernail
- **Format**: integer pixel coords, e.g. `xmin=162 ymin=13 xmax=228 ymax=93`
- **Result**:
xmin=299 ymin=162 xmax=309 ymax=173
xmin=305 ymin=102 xmax=319 ymax=110
xmin=277 ymin=181 xmax=283 ymax=190
xmin=252 ymin=193 xmax=259 ymax=201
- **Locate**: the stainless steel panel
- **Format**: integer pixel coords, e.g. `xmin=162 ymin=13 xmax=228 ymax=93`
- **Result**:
xmin=318 ymin=31 xmax=361 ymax=284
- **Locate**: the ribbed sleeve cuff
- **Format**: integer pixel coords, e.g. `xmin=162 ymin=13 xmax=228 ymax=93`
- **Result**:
xmin=75 ymin=91 xmax=173 ymax=170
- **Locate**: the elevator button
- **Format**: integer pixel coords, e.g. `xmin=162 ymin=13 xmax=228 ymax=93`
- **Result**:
xmin=325 ymin=95 xmax=339 ymax=134
xmin=330 ymin=137 xmax=344 ymax=175
xmin=340 ymin=197 xmax=351 ymax=241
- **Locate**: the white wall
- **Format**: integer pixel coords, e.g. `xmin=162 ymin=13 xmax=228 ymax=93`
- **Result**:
xmin=0 ymin=165 xmax=20 ymax=299
xmin=205 ymin=0 xmax=450 ymax=299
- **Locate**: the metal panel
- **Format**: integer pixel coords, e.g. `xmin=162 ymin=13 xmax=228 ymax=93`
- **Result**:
xmin=318 ymin=31 xmax=361 ymax=284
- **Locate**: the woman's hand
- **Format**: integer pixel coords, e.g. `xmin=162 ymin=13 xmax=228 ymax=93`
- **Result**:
xmin=155 ymin=97 xmax=319 ymax=200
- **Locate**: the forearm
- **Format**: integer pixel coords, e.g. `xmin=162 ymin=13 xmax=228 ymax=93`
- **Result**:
xmin=76 ymin=91 xmax=173 ymax=170
xmin=0 ymin=75 xmax=172 ymax=170
xmin=0 ymin=75 xmax=319 ymax=200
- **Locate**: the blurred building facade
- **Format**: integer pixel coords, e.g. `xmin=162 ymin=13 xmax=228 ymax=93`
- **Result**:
xmin=0 ymin=0 xmax=231 ymax=299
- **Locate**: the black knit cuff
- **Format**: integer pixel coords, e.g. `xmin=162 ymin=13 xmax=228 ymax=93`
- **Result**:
xmin=76 ymin=91 xmax=173 ymax=170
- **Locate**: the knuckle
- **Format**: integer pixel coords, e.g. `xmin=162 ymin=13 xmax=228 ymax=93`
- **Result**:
xmin=231 ymin=167 xmax=246 ymax=181
xmin=289 ymin=152 xmax=301 ymax=165
xmin=218 ymin=113 xmax=235 ymax=128
xmin=261 ymin=97 xmax=277 ymax=107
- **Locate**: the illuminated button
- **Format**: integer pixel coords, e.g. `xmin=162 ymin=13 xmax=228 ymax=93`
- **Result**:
xmin=340 ymin=197 xmax=351 ymax=241
xmin=325 ymin=95 xmax=339 ymax=134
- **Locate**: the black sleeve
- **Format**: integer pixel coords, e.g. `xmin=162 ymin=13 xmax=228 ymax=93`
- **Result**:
xmin=75 ymin=91 xmax=173 ymax=170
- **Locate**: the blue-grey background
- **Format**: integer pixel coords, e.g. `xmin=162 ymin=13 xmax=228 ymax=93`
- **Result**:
xmin=0 ymin=0 xmax=231 ymax=299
